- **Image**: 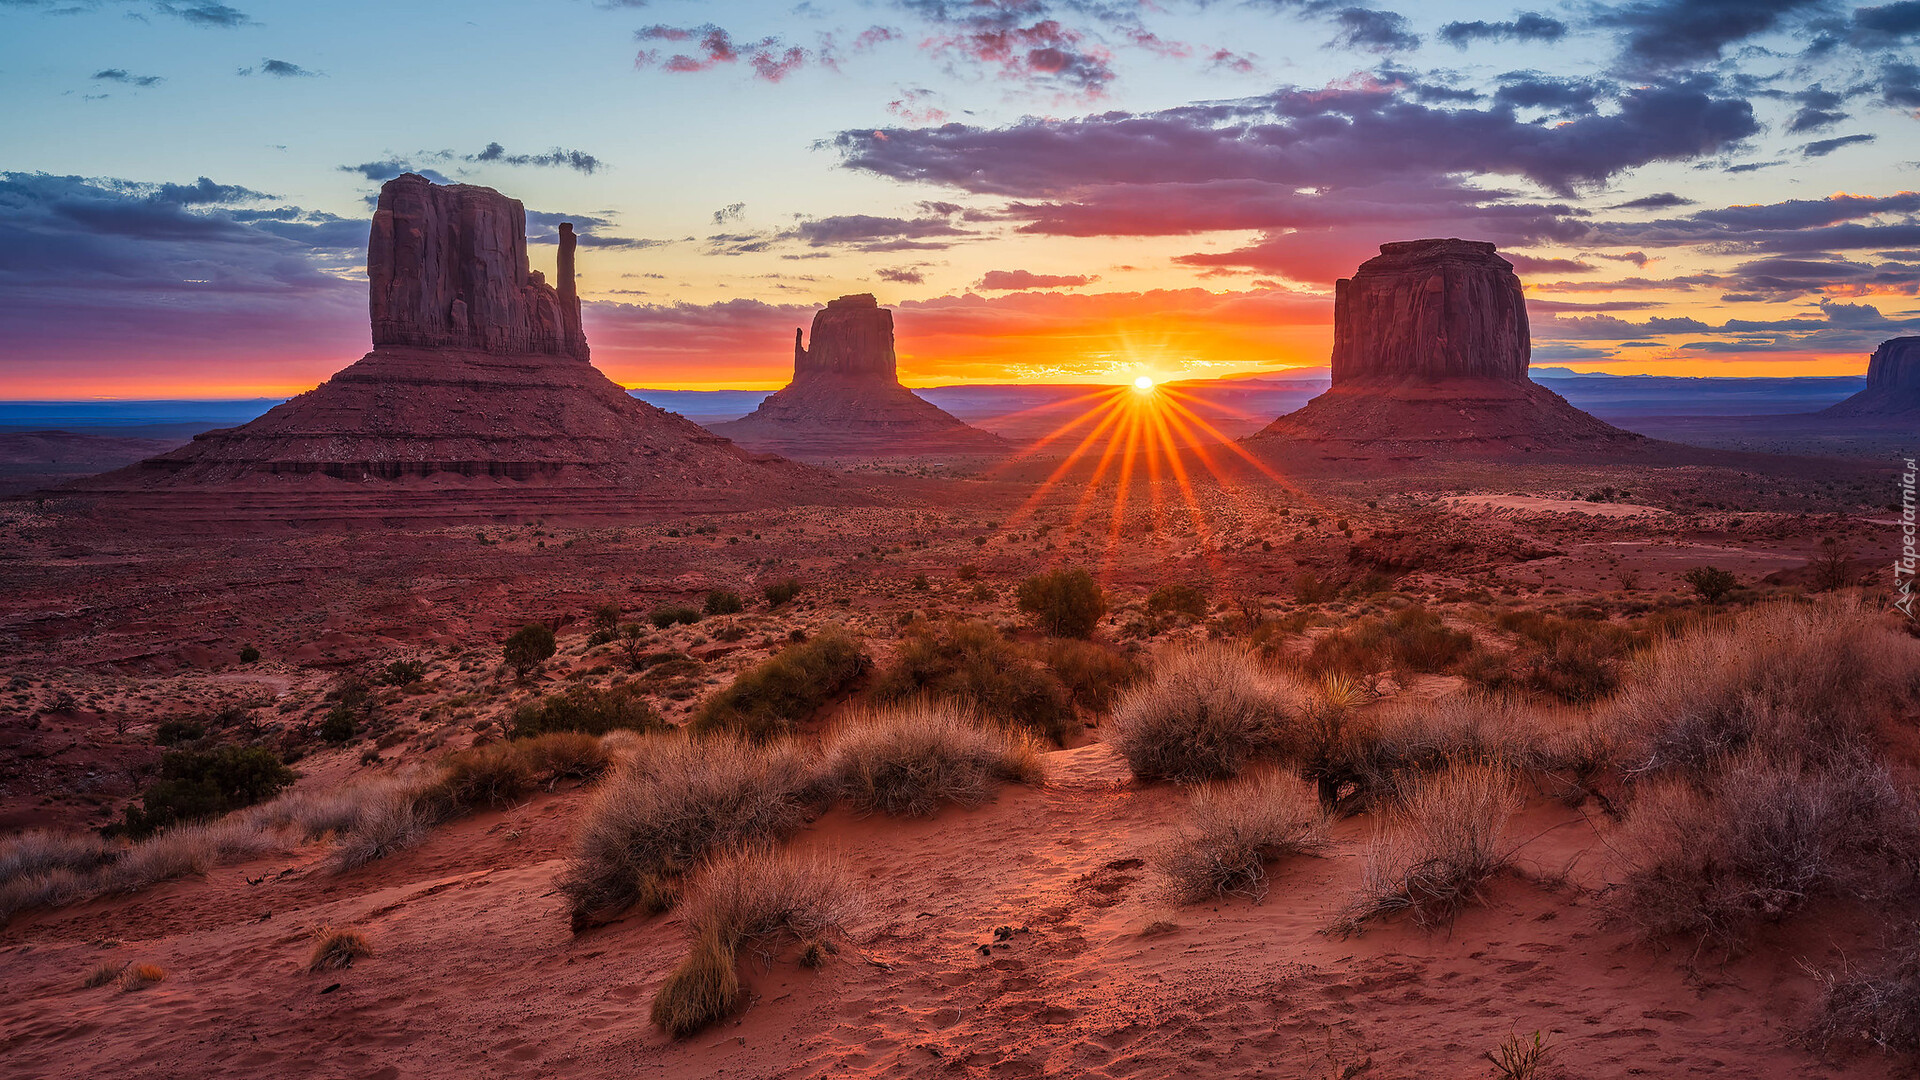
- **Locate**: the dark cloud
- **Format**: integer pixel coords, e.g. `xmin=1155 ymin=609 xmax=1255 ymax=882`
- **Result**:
xmin=1439 ymin=12 xmax=1567 ymax=47
xmin=337 ymin=159 xmax=453 ymax=185
xmin=1800 ymin=133 xmax=1876 ymax=157
xmin=1598 ymin=0 xmax=1825 ymax=70
xmin=978 ymin=269 xmax=1097 ymax=290
xmin=901 ymin=0 xmax=1118 ymax=95
xmin=1491 ymin=74 xmax=1612 ymax=116
xmin=91 ymin=68 xmax=163 ymax=87
xmin=1328 ymin=8 xmax=1419 ymax=52
xmin=153 ymin=1 xmax=250 ymax=26
xmin=1852 ymin=1 xmax=1920 ymax=45
xmin=792 ymin=214 xmax=970 ymax=249
xmin=635 ymin=23 xmax=816 ymax=83
xmin=239 ymin=58 xmax=322 ymax=77
xmin=1787 ymin=86 xmax=1848 ymax=132
xmin=466 ymin=142 xmax=604 ymax=174
xmin=876 ymin=266 xmax=926 ymax=284
xmin=1610 ymin=192 xmax=1694 ymax=210
xmin=1504 ymin=254 xmax=1597 ymax=274
xmin=1883 ymin=61 xmax=1920 ymax=107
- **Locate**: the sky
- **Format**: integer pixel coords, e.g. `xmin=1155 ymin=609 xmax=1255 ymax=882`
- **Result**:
xmin=1 ymin=0 xmax=1918 ymax=396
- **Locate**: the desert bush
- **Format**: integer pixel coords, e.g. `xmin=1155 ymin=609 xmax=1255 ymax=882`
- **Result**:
xmin=509 ymin=683 xmax=664 ymax=739
xmin=1305 ymin=607 xmax=1473 ymax=678
xmin=1147 ymin=583 xmax=1208 ymax=619
xmin=1016 ymin=567 xmax=1107 ymax=638
xmin=121 ymin=744 xmax=296 ymax=838
xmin=319 ymin=704 xmax=358 ymax=744
xmin=1479 ymin=610 xmax=1643 ymax=704
xmin=503 ymin=623 xmax=557 ymax=678
xmin=1041 ymin=637 xmax=1142 ymax=713
xmin=238 ymin=645 xmax=261 ymax=664
xmin=704 ymin=590 xmax=746 ymax=616
xmin=431 ymin=742 xmax=536 ymax=811
xmin=516 ymin=732 xmax=614 ymax=785
xmin=1108 ymin=644 xmax=1303 ymax=783
xmin=652 ymin=848 xmax=862 ymax=1036
xmin=0 ymin=829 xmax=115 ymax=886
xmin=1151 ymin=772 xmax=1330 ymax=903
xmin=1333 ymin=764 xmax=1520 ymax=934
xmin=690 ymin=627 xmax=868 ymax=740
xmin=381 ymin=659 xmax=428 ymax=687
xmin=120 ymin=963 xmax=167 ymax=990
xmin=308 ymin=926 xmax=372 ymax=971
xmin=106 ymin=817 xmax=279 ymax=894
xmin=1297 ymin=691 xmax=1542 ymax=813
xmin=822 ymin=701 xmax=1043 ymax=816
xmin=324 ymin=791 xmax=431 ymax=874
xmin=84 ymin=961 xmax=127 ymax=989
xmin=1683 ymin=565 xmax=1738 ymax=602
xmin=590 ymin=603 xmax=621 ymax=634
xmin=1609 ymin=752 xmax=1920 ymax=953
xmin=762 ymin=578 xmax=804 ymax=607
xmin=1485 ymin=1030 xmax=1556 ymax=1080
xmin=649 ymin=605 xmax=702 ymax=629
xmin=1608 ymin=600 xmax=1920 ymax=781
xmin=1293 ymin=572 xmax=1338 ymax=605
xmin=559 ymin=735 xmax=820 ymax=929
xmin=154 ymin=719 xmax=206 ymax=746
xmin=867 ymin=621 xmax=1076 ymax=743
xmin=1805 ymin=929 xmax=1920 ymax=1054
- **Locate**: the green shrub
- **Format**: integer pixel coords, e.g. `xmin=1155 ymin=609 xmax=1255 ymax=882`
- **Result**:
xmin=510 ymin=683 xmax=665 ymax=739
xmin=320 ymin=705 xmax=358 ymax=744
xmin=381 ymin=659 xmax=427 ymax=687
xmin=762 ymin=578 xmax=804 ymax=607
xmin=504 ymin=623 xmax=557 ymax=678
xmin=1016 ymin=566 xmax=1107 ymax=638
xmin=590 ymin=603 xmax=621 ymax=633
xmin=690 ymin=628 xmax=869 ymax=740
xmin=1147 ymin=583 xmax=1208 ymax=619
xmin=1041 ymin=638 xmax=1142 ymax=713
xmin=867 ymin=621 xmax=1076 ymax=743
xmin=238 ymin=645 xmax=261 ymax=664
xmin=650 ymin=605 xmax=702 ymax=629
xmin=153 ymin=719 xmax=206 ymax=746
xmin=1683 ymin=566 xmax=1737 ymax=603
xmin=704 ymin=590 xmax=746 ymax=616
xmin=121 ymin=745 xmax=295 ymax=838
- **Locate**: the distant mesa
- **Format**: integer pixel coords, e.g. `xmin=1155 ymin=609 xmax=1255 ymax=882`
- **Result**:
xmin=1821 ymin=337 xmax=1920 ymax=417
xmin=70 ymin=173 xmax=836 ymax=521
xmin=711 ymin=293 xmax=1009 ymax=458
xmin=1249 ymin=238 xmax=1643 ymax=455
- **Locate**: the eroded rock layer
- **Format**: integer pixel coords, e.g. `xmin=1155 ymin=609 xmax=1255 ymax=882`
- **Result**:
xmin=714 ymin=294 xmax=1008 ymax=458
xmin=1252 ymin=238 xmax=1643 ymax=455
xmin=1823 ymin=337 xmax=1920 ymax=416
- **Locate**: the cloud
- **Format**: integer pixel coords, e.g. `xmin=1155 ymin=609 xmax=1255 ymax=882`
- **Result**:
xmin=1610 ymin=192 xmax=1694 ymax=210
xmin=1328 ymin=8 xmax=1420 ymax=52
xmin=1439 ymin=12 xmax=1567 ymax=47
xmin=91 ymin=68 xmax=163 ymax=87
xmin=466 ymin=142 xmax=604 ymax=174
xmin=1800 ymin=133 xmax=1876 ymax=157
xmin=238 ymin=58 xmax=322 ymax=77
xmin=712 ymin=202 xmax=745 ymax=225
xmin=1503 ymin=254 xmax=1596 ymax=274
xmin=978 ymin=269 xmax=1097 ymax=290
xmin=1598 ymin=0 xmax=1826 ymax=71
xmin=900 ymin=0 xmax=1116 ymax=96
xmin=634 ymin=23 xmax=817 ymax=83
xmin=792 ymin=213 xmax=971 ymax=249
xmin=153 ymin=1 xmax=250 ymax=26
xmin=876 ymin=266 xmax=926 ymax=284
xmin=1852 ymin=1 xmax=1920 ymax=46
xmin=337 ymin=159 xmax=453 ymax=185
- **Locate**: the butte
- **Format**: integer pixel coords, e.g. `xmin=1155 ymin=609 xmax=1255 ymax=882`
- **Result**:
xmin=1821 ymin=336 xmax=1920 ymax=419
xmin=1249 ymin=239 xmax=1644 ymax=458
xmin=711 ymin=294 xmax=1009 ymax=459
xmin=70 ymin=173 xmax=842 ymax=524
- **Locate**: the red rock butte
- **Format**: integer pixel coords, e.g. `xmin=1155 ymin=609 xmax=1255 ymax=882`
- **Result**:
xmin=1251 ymin=239 xmax=1643 ymax=456
xmin=712 ymin=294 xmax=1008 ymax=458
xmin=1821 ymin=336 xmax=1920 ymax=417
xmin=69 ymin=174 xmax=842 ymax=524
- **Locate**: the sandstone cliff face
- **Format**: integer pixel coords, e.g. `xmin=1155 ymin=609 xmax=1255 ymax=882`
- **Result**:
xmin=368 ymin=173 xmax=588 ymax=360
xmin=793 ymin=293 xmax=897 ymax=382
xmin=1331 ymin=239 xmax=1530 ymax=384
xmin=1823 ymin=336 xmax=1920 ymax=415
xmin=714 ymin=293 xmax=1007 ymax=457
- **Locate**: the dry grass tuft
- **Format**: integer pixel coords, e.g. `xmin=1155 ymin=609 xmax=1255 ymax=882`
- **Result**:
xmin=651 ymin=847 xmax=862 ymax=1036
xmin=1151 ymin=772 xmax=1331 ymax=903
xmin=84 ymin=961 xmax=127 ymax=988
xmin=1609 ymin=751 xmax=1920 ymax=953
xmin=822 ymin=701 xmax=1044 ymax=816
xmin=307 ymin=926 xmax=372 ymax=971
xmin=1609 ymin=599 xmax=1920 ymax=781
xmin=559 ymin=734 xmax=820 ymax=930
xmin=1108 ymin=643 xmax=1304 ymax=783
xmin=1804 ymin=928 xmax=1920 ymax=1055
xmin=1333 ymin=764 xmax=1521 ymax=935
xmin=119 ymin=963 xmax=167 ymax=990
xmin=867 ymin=621 xmax=1077 ymax=744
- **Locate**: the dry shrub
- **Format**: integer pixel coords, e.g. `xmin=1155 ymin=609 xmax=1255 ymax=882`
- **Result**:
xmin=105 ymin=817 xmax=276 ymax=895
xmin=1041 ymin=638 xmax=1141 ymax=713
xmin=691 ymin=627 xmax=869 ymax=740
xmin=509 ymin=682 xmax=664 ymax=739
xmin=120 ymin=963 xmax=167 ymax=990
xmin=1108 ymin=643 xmax=1304 ymax=783
xmin=1151 ymin=772 xmax=1331 ymax=903
xmin=1304 ymin=607 xmax=1474 ymax=678
xmin=1805 ymin=929 xmax=1920 ymax=1055
xmin=325 ymin=793 xmax=430 ymax=875
xmin=430 ymin=742 xmax=537 ymax=811
xmin=867 ymin=621 xmax=1076 ymax=743
xmin=1609 ymin=599 xmax=1920 ymax=780
xmin=516 ymin=731 xmax=613 ymax=785
xmin=1297 ymin=690 xmax=1548 ymax=812
xmin=0 ymin=830 xmax=115 ymax=885
xmin=651 ymin=848 xmax=862 ymax=1036
xmin=559 ymin=734 xmax=819 ymax=929
xmin=822 ymin=701 xmax=1044 ymax=817
xmin=1333 ymin=764 xmax=1521 ymax=934
xmin=1610 ymin=752 xmax=1920 ymax=953
xmin=307 ymin=926 xmax=372 ymax=971
xmin=84 ymin=961 xmax=127 ymax=988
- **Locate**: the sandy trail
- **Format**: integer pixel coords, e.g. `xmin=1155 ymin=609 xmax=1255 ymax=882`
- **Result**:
xmin=0 ymin=745 xmax=1888 ymax=1079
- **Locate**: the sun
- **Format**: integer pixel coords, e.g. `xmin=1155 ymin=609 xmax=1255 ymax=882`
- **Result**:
xmin=1132 ymin=374 xmax=1156 ymax=392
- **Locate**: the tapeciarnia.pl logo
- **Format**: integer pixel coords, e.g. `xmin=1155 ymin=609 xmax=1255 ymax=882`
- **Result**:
xmin=1897 ymin=457 xmax=1916 ymax=620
